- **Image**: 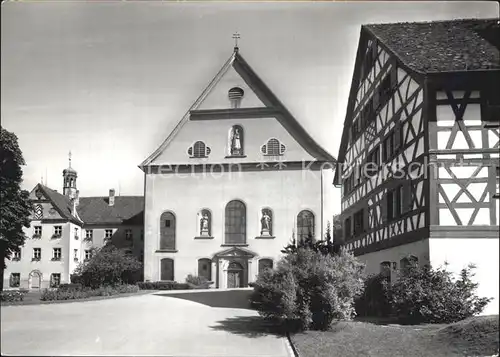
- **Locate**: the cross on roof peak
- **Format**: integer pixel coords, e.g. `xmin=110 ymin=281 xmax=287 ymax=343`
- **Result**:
xmin=232 ymin=32 xmax=240 ymax=52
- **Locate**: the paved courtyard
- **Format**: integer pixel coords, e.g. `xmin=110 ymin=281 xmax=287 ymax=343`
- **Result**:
xmin=1 ymin=289 xmax=291 ymax=357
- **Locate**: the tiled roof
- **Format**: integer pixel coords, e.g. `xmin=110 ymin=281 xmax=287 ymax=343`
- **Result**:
xmin=365 ymin=18 xmax=500 ymax=73
xmin=77 ymin=196 xmax=144 ymax=225
xmin=38 ymin=184 xmax=75 ymax=221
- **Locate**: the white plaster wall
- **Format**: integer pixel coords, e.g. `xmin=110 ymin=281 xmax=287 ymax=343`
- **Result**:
xmin=144 ymin=168 xmax=327 ymax=284
xmin=151 ymin=116 xmax=315 ymax=165
xmin=198 ymin=66 xmax=265 ymax=110
xmin=355 ymin=239 xmax=430 ymax=278
xmin=3 ymin=222 xmax=72 ymax=289
xmin=429 ymin=238 xmax=499 ymax=316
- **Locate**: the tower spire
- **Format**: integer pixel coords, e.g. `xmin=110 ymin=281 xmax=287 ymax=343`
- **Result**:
xmin=68 ymin=150 xmax=72 ymax=168
xmin=232 ymin=32 xmax=240 ymax=52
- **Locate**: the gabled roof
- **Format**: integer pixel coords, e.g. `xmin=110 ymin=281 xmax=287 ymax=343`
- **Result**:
xmin=333 ymin=18 xmax=500 ymax=185
xmin=77 ymin=196 xmax=144 ymax=225
xmin=33 ymin=184 xmax=82 ymax=225
xmin=364 ymin=18 xmax=500 ymax=73
xmin=139 ymin=49 xmax=336 ymax=168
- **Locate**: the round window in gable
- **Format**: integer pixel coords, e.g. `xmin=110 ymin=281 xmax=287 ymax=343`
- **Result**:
xmin=228 ymin=87 xmax=244 ymax=108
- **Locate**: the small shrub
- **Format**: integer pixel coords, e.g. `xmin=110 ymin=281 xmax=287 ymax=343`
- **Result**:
xmin=251 ymin=248 xmax=365 ymax=331
xmin=389 ymin=264 xmax=492 ymax=324
xmin=40 ymin=284 xmax=140 ymax=301
xmin=137 ymin=281 xmax=191 ymax=290
xmin=185 ymin=275 xmax=213 ymax=289
xmin=355 ymin=274 xmax=392 ymax=318
xmin=0 ymin=291 xmax=25 ymax=302
xmin=58 ymin=283 xmax=83 ymax=291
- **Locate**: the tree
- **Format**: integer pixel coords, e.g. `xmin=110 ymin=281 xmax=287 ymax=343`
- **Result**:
xmin=0 ymin=128 xmax=33 ymax=291
xmin=71 ymin=245 xmax=142 ymax=288
xmin=281 ymin=221 xmax=342 ymax=256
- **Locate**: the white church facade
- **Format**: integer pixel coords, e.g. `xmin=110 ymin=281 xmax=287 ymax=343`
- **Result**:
xmin=139 ymin=46 xmax=336 ymax=288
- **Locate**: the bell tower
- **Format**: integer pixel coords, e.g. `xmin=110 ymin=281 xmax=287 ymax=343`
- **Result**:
xmin=63 ymin=151 xmax=78 ymax=198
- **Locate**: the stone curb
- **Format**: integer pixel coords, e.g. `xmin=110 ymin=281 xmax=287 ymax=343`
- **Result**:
xmin=286 ymin=332 xmax=300 ymax=357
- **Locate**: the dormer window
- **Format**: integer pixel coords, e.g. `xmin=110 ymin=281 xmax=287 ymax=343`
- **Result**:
xmin=228 ymin=87 xmax=244 ymax=108
xmin=261 ymin=138 xmax=286 ymax=156
xmin=188 ymin=141 xmax=211 ymax=158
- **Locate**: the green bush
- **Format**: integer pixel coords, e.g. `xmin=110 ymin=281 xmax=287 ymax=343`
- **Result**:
xmin=251 ymin=248 xmax=365 ymax=331
xmin=58 ymin=283 xmax=83 ymax=291
xmin=355 ymin=274 xmax=392 ymax=318
xmin=71 ymin=246 xmax=142 ymax=288
xmin=389 ymin=264 xmax=492 ymax=324
xmin=40 ymin=284 xmax=139 ymax=301
xmin=137 ymin=281 xmax=191 ymax=290
xmin=0 ymin=290 xmax=25 ymax=302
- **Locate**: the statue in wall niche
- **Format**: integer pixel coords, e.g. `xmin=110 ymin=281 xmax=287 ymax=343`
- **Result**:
xmin=260 ymin=209 xmax=272 ymax=236
xmin=200 ymin=212 xmax=210 ymax=236
xmin=230 ymin=127 xmax=242 ymax=155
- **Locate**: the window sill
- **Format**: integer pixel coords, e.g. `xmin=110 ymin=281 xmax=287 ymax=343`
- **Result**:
xmin=155 ymin=249 xmax=178 ymax=253
xmin=225 ymin=155 xmax=247 ymax=159
xmin=32 ymin=235 xmax=41 ymax=239
xmin=220 ymin=243 xmax=249 ymax=247
xmin=12 ymin=259 xmax=20 ymax=262
xmin=31 ymin=259 xmax=41 ymax=262
xmin=51 ymin=235 xmax=62 ymax=239
xmin=51 ymin=258 xmax=61 ymax=262
xmin=189 ymin=156 xmax=208 ymax=159
xmin=194 ymin=236 xmax=214 ymax=239
xmin=255 ymin=236 xmax=275 ymax=239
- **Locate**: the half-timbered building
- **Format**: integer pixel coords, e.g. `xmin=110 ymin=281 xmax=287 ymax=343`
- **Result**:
xmin=334 ymin=19 xmax=500 ymax=314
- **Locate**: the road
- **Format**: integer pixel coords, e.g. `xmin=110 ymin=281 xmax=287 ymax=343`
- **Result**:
xmin=1 ymin=289 xmax=291 ymax=357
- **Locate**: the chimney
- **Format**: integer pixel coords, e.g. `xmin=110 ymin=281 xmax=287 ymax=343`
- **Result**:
xmin=109 ymin=189 xmax=115 ymax=206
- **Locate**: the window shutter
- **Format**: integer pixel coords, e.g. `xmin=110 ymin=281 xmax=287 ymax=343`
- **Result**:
xmin=381 ymin=194 xmax=388 ymax=223
xmin=403 ymin=182 xmax=412 ymax=213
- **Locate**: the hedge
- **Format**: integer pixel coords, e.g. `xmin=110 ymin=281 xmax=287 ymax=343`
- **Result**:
xmin=138 ymin=281 xmax=191 ymax=290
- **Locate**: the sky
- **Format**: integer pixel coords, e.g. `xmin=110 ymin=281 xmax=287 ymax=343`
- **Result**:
xmin=1 ymin=1 xmax=498 ymax=197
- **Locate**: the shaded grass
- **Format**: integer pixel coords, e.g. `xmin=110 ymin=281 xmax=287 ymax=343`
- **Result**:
xmin=291 ymin=315 xmax=499 ymax=357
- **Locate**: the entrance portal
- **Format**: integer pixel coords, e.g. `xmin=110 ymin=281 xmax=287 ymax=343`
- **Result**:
xmin=29 ymin=270 xmax=42 ymax=290
xmin=227 ymin=262 xmax=243 ymax=288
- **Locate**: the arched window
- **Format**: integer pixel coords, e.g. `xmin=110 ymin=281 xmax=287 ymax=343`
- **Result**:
xmin=160 ymin=258 xmax=174 ymax=281
xmin=198 ymin=258 xmax=212 ymax=281
xmin=400 ymin=255 xmax=418 ymax=272
xmin=380 ymin=261 xmax=392 ymax=283
xmin=261 ymin=138 xmax=286 ymax=156
xmin=258 ymin=259 xmax=273 ymax=274
xmin=297 ymin=210 xmax=315 ymax=242
xmin=225 ymin=200 xmax=246 ymax=244
xmin=188 ymin=141 xmax=211 ymax=158
xmin=160 ymin=212 xmax=176 ymax=250
xmin=228 ymin=125 xmax=244 ymax=156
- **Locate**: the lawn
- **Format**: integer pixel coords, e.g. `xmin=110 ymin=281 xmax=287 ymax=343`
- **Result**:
xmin=290 ymin=315 xmax=499 ymax=357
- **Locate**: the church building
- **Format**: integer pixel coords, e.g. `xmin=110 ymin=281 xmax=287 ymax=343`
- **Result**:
xmin=334 ymin=19 xmax=499 ymax=314
xmin=139 ymin=45 xmax=336 ymax=288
